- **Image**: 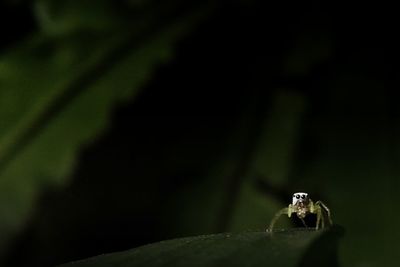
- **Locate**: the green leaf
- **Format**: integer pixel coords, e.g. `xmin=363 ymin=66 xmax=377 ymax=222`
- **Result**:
xmin=34 ymin=0 xmax=122 ymax=35
xmin=160 ymin=90 xmax=307 ymax=236
xmin=229 ymin=90 xmax=306 ymax=232
xmin=58 ymin=226 xmax=344 ymax=267
xmin=294 ymin=77 xmax=400 ymax=266
xmin=0 ymin=3 xmax=212 ymax=260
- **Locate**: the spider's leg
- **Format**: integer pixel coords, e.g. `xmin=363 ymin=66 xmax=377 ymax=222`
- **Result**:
xmin=319 ymin=208 xmax=326 ymax=229
xmin=315 ymin=200 xmax=333 ymax=226
xmin=267 ymin=207 xmax=290 ymax=232
xmin=300 ymin=217 xmax=308 ymax=228
xmin=310 ymin=201 xmax=322 ymax=230
xmin=315 ymin=206 xmax=321 ymax=230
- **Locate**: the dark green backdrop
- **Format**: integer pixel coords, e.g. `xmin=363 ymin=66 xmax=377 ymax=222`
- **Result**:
xmin=0 ymin=1 xmax=396 ymax=267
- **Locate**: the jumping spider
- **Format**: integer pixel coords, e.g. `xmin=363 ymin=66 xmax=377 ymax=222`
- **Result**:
xmin=267 ymin=192 xmax=333 ymax=232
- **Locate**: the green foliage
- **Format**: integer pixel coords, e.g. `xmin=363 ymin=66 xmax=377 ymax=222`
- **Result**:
xmin=294 ymin=79 xmax=400 ymax=266
xmin=34 ymin=0 xmax=123 ymax=35
xmin=58 ymin=227 xmax=343 ymax=267
xmin=0 ymin=0 xmax=212 ymax=261
xmin=0 ymin=1 xmax=397 ymax=267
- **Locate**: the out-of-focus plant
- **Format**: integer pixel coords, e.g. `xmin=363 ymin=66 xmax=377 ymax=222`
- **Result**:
xmin=0 ymin=0 xmax=214 ymax=263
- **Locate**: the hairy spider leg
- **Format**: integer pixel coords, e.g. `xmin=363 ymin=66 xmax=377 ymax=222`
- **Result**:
xmin=315 ymin=200 xmax=333 ymax=226
xmin=310 ymin=200 xmax=322 ymax=230
xmin=314 ymin=204 xmax=325 ymax=230
xmin=267 ymin=205 xmax=293 ymax=232
xmin=268 ymin=198 xmax=333 ymax=232
xmin=300 ymin=217 xmax=308 ymax=228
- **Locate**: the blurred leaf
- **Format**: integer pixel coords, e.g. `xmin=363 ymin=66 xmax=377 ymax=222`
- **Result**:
xmin=283 ymin=32 xmax=333 ymax=76
xmin=34 ymin=0 xmax=125 ymax=35
xmin=228 ymin=180 xmax=285 ymax=231
xmin=33 ymin=0 xmax=196 ymax=36
xmin=291 ymin=76 xmax=399 ymax=266
xmin=229 ymin=90 xmax=306 ymax=232
xmin=160 ymin=90 xmax=307 ymax=236
xmin=159 ymin=101 xmax=269 ymax=236
xmin=58 ymin=227 xmax=344 ymax=267
xmin=0 ymin=3 xmax=212 ymax=260
xmin=250 ymin=90 xmax=306 ymax=187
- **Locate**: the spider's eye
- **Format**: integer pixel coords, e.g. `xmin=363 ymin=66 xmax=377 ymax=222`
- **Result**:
xmin=301 ymin=194 xmax=306 ymax=199
xmin=296 ymin=195 xmax=300 ymax=199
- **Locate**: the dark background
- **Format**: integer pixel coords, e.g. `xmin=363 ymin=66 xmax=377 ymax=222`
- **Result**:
xmin=0 ymin=1 xmax=397 ymax=267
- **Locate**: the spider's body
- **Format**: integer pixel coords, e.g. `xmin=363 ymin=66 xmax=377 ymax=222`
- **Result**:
xmin=291 ymin=192 xmax=310 ymax=219
xmin=267 ymin=192 xmax=333 ymax=232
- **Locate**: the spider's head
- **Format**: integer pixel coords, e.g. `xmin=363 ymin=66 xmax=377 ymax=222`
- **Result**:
xmin=292 ymin=192 xmax=309 ymax=205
